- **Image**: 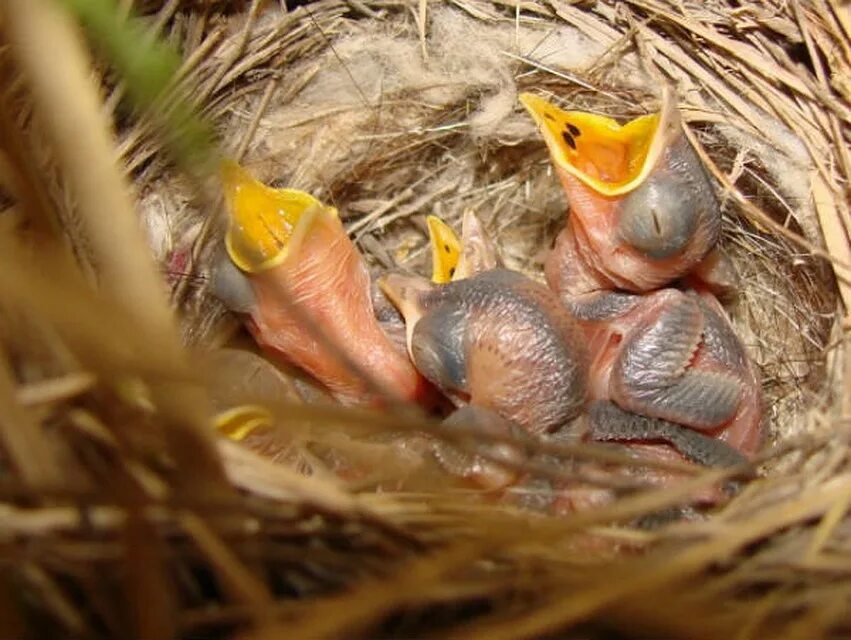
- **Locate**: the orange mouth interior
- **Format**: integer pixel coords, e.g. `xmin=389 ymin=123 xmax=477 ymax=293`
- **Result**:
xmin=520 ymin=92 xmax=673 ymax=196
xmin=221 ymin=160 xmax=328 ymax=273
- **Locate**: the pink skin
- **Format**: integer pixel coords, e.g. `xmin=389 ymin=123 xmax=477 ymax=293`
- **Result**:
xmin=579 ymin=288 xmax=762 ymax=459
xmin=686 ymin=292 xmax=762 ymax=456
xmin=546 ymin=171 xmax=719 ymax=296
xmin=515 ymin=287 xmax=762 ymax=514
xmin=244 ymin=211 xmax=439 ymax=409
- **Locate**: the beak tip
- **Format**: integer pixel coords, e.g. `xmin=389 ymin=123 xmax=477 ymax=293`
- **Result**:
xmin=425 ymin=215 xmax=441 ymax=236
xmin=219 ymin=158 xmax=248 ymax=194
xmin=518 ymin=92 xmax=544 ymax=120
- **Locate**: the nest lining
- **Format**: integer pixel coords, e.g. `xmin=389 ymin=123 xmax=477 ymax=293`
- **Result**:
xmin=142 ymin=2 xmax=837 ymax=449
xmin=3 ymin=0 xmax=851 ymax=638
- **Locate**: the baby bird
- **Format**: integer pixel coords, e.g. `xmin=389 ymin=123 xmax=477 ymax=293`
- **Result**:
xmin=520 ymin=87 xmax=725 ymax=297
xmin=572 ymin=288 xmax=763 ymax=459
xmin=423 ymin=215 xmax=758 ymax=479
xmin=426 ymin=211 xmax=500 ymax=284
xmin=211 ymin=160 xmax=435 ymax=408
xmin=380 ymin=267 xmax=588 ymax=436
xmin=542 ymin=287 xmax=762 ymax=517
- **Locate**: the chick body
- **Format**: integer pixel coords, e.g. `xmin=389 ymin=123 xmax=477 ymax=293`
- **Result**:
xmin=384 ymin=269 xmax=589 ymax=435
xmin=214 ymin=162 xmax=436 ymax=408
xmin=572 ymin=288 xmax=762 ymax=458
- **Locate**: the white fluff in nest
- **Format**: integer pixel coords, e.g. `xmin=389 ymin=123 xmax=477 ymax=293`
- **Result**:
xmin=257 ymin=7 xmax=613 ymax=186
xmin=314 ymin=7 xmax=607 ymax=114
xmin=140 ymin=192 xmax=173 ymax=262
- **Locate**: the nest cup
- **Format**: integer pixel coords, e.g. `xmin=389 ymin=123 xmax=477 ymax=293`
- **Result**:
xmin=151 ymin=2 xmax=839 ymax=459
xmin=3 ymin=0 xmax=851 ymax=638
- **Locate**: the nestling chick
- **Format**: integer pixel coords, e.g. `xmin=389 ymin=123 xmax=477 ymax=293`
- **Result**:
xmin=380 ymin=266 xmax=588 ymax=435
xmin=520 ymin=87 xmax=725 ymax=296
xmin=211 ymin=161 xmax=435 ymax=408
xmin=571 ymin=288 xmax=763 ymax=459
xmin=427 ymin=211 xmax=500 ymax=284
xmin=406 ymin=215 xmax=758 ymax=511
xmin=420 ymin=215 xmax=756 ymax=509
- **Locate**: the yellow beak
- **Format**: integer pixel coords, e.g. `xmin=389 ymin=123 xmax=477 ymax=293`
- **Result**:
xmin=213 ymin=404 xmax=274 ymax=442
xmin=427 ymin=215 xmax=462 ymax=284
xmin=427 ymin=211 xmax=499 ymax=283
xmin=519 ymin=86 xmax=679 ymax=197
xmin=220 ymin=160 xmax=337 ymax=273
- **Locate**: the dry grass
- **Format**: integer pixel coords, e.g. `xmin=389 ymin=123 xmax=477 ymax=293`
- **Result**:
xmin=0 ymin=0 xmax=850 ymax=638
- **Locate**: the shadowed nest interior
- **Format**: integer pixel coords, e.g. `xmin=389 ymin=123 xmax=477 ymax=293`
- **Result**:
xmin=1 ymin=0 xmax=851 ymax=638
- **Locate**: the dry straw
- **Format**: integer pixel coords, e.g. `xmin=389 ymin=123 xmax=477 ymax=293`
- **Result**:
xmin=0 ymin=0 xmax=850 ymax=638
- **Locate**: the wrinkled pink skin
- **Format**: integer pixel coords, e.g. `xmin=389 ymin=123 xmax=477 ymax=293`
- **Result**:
xmin=245 ymin=212 xmax=439 ymax=408
xmin=580 ymin=288 xmax=762 ymax=458
xmin=544 ymin=174 xmax=719 ymax=296
xmin=535 ymin=152 xmax=759 ymax=511
xmin=510 ymin=286 xmax=763 ymax=515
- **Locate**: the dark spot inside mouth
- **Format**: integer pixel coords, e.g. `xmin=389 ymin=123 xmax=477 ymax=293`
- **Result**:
xmin=444 ymin=244 xmax=450 ymax=253
xmin=567 ymin=123 xmax=581 ymax=137
xmin=544 ymin=113 xmax=555 ymax=121
xmin=561 ymin=131 xmax=577 ymax=150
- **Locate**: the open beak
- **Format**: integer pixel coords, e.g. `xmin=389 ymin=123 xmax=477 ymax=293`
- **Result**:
xmin=221 ymin=159 xmax=336 ymax=273
xmin=218 ymin=160 xmax=430 ymax=408
xmin=519 ymin=86 xmax=679 ymax=196
xmin=427 ymin=215 xmax=462 ymax=284
xmin=426 ymin=211 xmax=498 ymax=283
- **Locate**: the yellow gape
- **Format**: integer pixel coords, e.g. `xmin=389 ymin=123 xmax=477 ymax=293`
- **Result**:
xmin=519 ymin=87 xmax=677 ymax=197
xmin=427 ymin=215 xmax=462 ymax=284
xmin=213 ymin=404 xmax=274 ymax=442
xmin=221 ymin=160 xmax=335 ymax=273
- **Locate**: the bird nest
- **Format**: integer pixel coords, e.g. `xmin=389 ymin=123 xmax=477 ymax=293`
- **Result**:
xmin=1 ymin=0 xmax=851 ymax=638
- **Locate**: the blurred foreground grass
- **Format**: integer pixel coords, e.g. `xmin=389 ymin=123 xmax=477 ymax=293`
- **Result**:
xmin=62 ymin=0 xmax=217 ymax=171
